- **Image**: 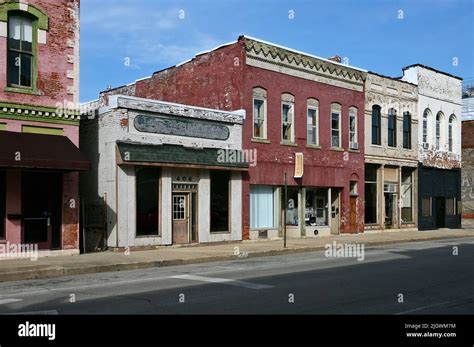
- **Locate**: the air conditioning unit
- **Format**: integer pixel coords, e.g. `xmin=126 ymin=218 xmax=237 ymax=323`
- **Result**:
xmin=350 ymin=142 xmax=359 ymax=150
xmin=423 ymin=143 xmax=429 ymax=149
xmin=384 ymin=183 xmax=398 ymax=193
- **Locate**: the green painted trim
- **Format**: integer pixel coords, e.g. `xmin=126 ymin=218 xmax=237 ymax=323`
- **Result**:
xmin=0 ymin=113 xmax=79 ymax=126
xmin=0 ymin=2 xmax=49 ymax=30
xmin=0 ymin=123 xmax=6 ymax=131
xmin=0 ymin=101 xmax=57 ymax=113
xmin=4 ymin=86 xmax=40 ymax=95
xmin=22 ymin=125 xmax=64 ymax=135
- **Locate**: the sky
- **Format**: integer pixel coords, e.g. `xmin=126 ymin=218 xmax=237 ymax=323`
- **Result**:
xmin=80 ymin=0 xmax=474 ymax=102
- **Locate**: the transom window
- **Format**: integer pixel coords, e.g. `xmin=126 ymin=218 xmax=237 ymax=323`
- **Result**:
xmin=307 ymin=98 xmax=319 ymax=145
xmin=7 ymin=14 xmax=34 ymax=88
xmin=331 ymin=103 xmax=341 ymax=148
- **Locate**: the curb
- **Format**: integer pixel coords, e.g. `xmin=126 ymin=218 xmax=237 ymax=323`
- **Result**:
xmin=0 ymin=234 xmax=472 ymax=283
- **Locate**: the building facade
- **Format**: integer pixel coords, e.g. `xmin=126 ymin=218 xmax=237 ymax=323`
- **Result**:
xmin=100 ymin=36 xmax=367 ymax=241
xmin=80 ymin=95 xmax=246 ymax=249
xmin=461 ymin=120 xmax=474 ymax=219
xmin=0 ymin=0 xmax=88 ymax=255
xmin=402 ymin=65 xmax=462 ymax=230
xmin=364 ymin=72 xmax=419 ymax=232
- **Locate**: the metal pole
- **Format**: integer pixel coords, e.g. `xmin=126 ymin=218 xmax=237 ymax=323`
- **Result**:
xmin=284 ymin=173 xmax=287 ymax=248
xmin=81 ymin=198 xmax=86 ymax=254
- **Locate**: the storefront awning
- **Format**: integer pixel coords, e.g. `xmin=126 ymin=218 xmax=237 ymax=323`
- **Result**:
xmin=0 ymin=131 xmax=91 ymax=171
xmin=116 ymin=142 xmax=249 ymax=170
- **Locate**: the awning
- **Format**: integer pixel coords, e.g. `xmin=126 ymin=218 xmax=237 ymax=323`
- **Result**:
xmin=0 ymin=131 xmax=91 ymax=171
xmin=116 ymin=141 xmax=249 ymax=170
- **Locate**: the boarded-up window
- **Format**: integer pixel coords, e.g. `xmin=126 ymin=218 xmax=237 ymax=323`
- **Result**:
xmin=211 ymin=171 xmax=230 ymax=232
xmin=136 ymin=167 xmax=159 ymax=236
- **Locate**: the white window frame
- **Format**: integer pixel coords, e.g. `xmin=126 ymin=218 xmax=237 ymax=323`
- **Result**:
xmin=252 ymin=88 xmax=267 ymax=140
xmin=307 ymin=98 xmax=319 ymax=146
xmin=448 ymin=114 xmax=455 ymax=152
xmin=281 ymin=93 xmax=295 ymax=143
xmin=331 ymin=103 xmax=342 ymax=148
xmin=349 ymin=106 xmax=358 ymax=146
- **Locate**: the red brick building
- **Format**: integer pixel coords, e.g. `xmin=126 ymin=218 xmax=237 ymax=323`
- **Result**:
xmin=462 ymin=120 xmax=474 ymax=219
xmin=102 ymin=36 xmax=367 ymax=240
xmin=0 ymin=0 xmax=89 ymax=255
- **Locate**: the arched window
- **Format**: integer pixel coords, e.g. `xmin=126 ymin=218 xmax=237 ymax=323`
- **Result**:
xmin=7 ymin=13 xmax=34 ymax=88
xmin=422 ymin=109 xmax=431 ymax=145
xmin=281 ymin=93 xmax=295 ymax=143
xmin=349 ymin=106 xmax=358 ymax=148
xmin=436 ymin=112 xmax=444 ymax=150
xmin=388 ymin=108 xmax=397 ymax=147
xmin=331 ymin=103 xmax=341 ymax=148
xmin=448 ymin=114 xmax=456 ymax=152
xmin=307 ymin=98 xmax=319 ymax=145
xmin=371 ymin=105 xmax=381 ymax=145
xmin=252 ymin=87 xmax=267 ymax=139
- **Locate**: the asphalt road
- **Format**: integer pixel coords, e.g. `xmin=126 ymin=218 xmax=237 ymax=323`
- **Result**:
xmin=0 ymin=237 xmax=472 ymax=314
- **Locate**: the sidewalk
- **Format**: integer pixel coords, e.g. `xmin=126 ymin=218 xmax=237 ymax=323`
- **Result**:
xmin=0 ymin=228 xmax=472 ymax=283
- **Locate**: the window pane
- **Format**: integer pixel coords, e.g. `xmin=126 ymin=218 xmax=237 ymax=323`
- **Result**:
xmin=136 ymin=167 xmax=159 ymax=236
xmin=422 ymin=197 xmax=431 ymax=217
xmin=0 ymin=171 xmax=5 ymax=239
xmin=250 ymin=186 xmax=274 ymax=229
xmin=211 ymin=171 xmax=229 ymax=232
xmin=8 ymin=16 xmax=21 ymax=50
xmin=401 ymin=169 xmax=413 ymax=222
xmin=365 ymin=182 xmax=377 ymax=224
xmin=305 ymin=188 xmax=328 ymax=226
xmin=20 ymin=54 xmax=32 ymax=87
xmin=446 ymin=198 xmax=455 ymax=215
xmin=285 ymin=187 xmax=299 ymax=226
xmin=7 ymin=51 xmax=20 ymax=86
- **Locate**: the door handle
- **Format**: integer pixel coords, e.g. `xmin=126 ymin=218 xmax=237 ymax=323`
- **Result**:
xmin=47 ymin=217 xmax=51 ymax=227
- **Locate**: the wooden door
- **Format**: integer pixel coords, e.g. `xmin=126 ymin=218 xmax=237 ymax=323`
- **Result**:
xmin=172 ymin=194 xmax=190 ymax=244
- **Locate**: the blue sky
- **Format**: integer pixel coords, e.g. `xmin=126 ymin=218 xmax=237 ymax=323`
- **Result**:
xmin=80 ymin=0 xmax=474 ymax=102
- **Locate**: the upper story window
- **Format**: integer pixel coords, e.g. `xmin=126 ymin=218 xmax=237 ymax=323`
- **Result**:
xmin=331 ymin=103 xmax=341 ymax=148
xmin=281 ymin=93 xmax=294 ymax=143
xmin=307 ymin=98 xmax=319 ymax=146
xmin=403 ymin=112 xmax=412 ymax=149
xmin=252 ymin=88 xmax=267 ymax=140
xmin=387 ymin=108 xmax=397 ymax=147
xmin=436 ymin=112 xmax=444 ymax=150
xmin=349 ymin=106 xmax=358 ymax=147
xmin=7 ymin=14 xmax=34 ymax=88
xmin=422 ymin=109 xmax=430 ymax=145
xmin=371 ymin=105 xmax=381 ymax=145
xmin=448 ymin=114 xmax=455 ymax=152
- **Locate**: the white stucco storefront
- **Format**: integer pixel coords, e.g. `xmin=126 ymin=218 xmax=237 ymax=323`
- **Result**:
xmin=81 ymin=95 xmax=247 ymax=249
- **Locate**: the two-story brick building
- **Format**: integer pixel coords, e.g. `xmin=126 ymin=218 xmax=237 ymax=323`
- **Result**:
xmin=0 ymin=0 xmax=89 ymax=255
xmin=100 ymin=36 xmax=367 ymax=241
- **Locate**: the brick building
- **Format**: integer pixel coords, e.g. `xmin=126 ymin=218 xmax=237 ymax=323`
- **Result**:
xmin=462 ymin=120 xmax=474 ymax=219
xmin=0 ymin=0 xmax=89 ymax=255
xmin=100 ymin=36 xmax=367 ymax=241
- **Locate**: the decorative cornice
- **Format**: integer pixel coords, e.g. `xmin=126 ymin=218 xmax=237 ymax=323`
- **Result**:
xmin=0 ymin=102 xmax=80 ymax=124
xmin=244 ymin=38 xmax=366 ymax=84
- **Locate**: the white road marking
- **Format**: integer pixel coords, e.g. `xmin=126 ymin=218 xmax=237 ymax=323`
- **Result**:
xmin=395 ymin=295 xmax=474 ymax=315
xmin=0 ymin=298 xmax=22 ymax=305
xmin=170 ymin=274 xmax=273 ymax=290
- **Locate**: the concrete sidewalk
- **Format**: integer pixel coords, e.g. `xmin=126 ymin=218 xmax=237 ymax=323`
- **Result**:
xmin=0 ymin=228 xmax=472 ymax=283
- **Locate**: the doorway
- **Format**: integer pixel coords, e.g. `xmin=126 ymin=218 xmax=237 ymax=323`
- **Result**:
xmin=330 ymin=189 xmax=340 ymax=235
xmin=22 ymin=172 xmax=62 ymax=250
xmin=172 ymin=193 xmax=191 ymax=244
xmin=435 ymin=197 xmax=446 ymax=228
xmin=384 ymin=193 xmax=395 ymax=228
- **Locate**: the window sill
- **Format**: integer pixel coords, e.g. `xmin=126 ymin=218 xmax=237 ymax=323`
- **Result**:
xmin=210 ymin=231 xmax=231 ymax=234
xmin=348 ymin=149 xmax=360 ymax=153
xmin=330 ymin=147 xmax=344 ymax=152
xmin=4 ymin=86 xmax=40 ymax=96
xmin=306 ymin=144 xmax=321 ymax=149
xmin=251 ymin=138 xmax=270 ymax=144
xmin=371 ymin=144 xmax=383 ymax=148
xmin=280 ymin=141 xmax=297 ymax=147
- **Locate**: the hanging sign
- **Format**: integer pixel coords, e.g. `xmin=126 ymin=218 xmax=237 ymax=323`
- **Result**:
xmin=294 ymin=153 xmax=304 ymax=178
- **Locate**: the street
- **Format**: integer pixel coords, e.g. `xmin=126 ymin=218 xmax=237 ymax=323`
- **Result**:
xmin=0 ymin=237 xmax=472 ymax=315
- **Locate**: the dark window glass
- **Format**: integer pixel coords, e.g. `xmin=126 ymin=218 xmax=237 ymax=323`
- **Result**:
xmin=211 ymin=171 xmax=230 ymax=232
xmin=136 ymin=167 xmax=159 ymax=236
xmin=0 ymin=171 xmax=5 ymax=239
xmin=365 ymin=164 xmax=378 ymax=224
xmin=388 ymin=109 xmax=397 ymax=147
xmin=403 ymin=112 xmax=412 ymax=149
xmin=371 ymin=105 xmax=381 ymax=145
xmin=7 ymin=15 xmax=33 ymax=88
xmin=422 ymin=197 xmax=431 ymax=217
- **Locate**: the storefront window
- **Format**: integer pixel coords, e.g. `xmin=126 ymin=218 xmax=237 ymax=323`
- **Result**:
xmin=305 ymin=188 xmax=328 ymax=226
xmin=136 ymin=167 xmax=159 ymax=236
xmin=422 ymin=197 xmax=432 ymax=217
xmin=446 ymin=198 xmax=456 ymax=216
xmin=211 ymin=171 xmax=230 ymax=232
xmin=250 ymin=186 xmax=274 ymax=229
xmin=365 ymin=165 xmax=378 ymax=224
xmin=401 ymin=169 xmax=413 ymax=223
xmin=0 ymin=171 xmax=5 ymax=239
xmin=285 ymin=187 xmax=299 ymax=226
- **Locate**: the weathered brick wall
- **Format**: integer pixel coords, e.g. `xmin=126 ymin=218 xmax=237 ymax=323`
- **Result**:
xmin=0 ymin=0 xmax=80 ymax=107
xmin=462 ymin=120 xmax=474 ymax=218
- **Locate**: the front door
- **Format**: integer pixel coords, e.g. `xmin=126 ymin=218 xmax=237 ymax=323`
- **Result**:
xmin=349 ymin=196 xmax=357 ymax=233
xmin=22 ymin=172 xmax=62 ymax=250
xmin=384 ymin=193 xmax=394 ymax=228
xmin=330 ymin=190 xmax=340 ymax=235
xmin=435 ymin=197 xmax=445 ymax=229
xmin=172 ymin=194 xmax=190 ymax=244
